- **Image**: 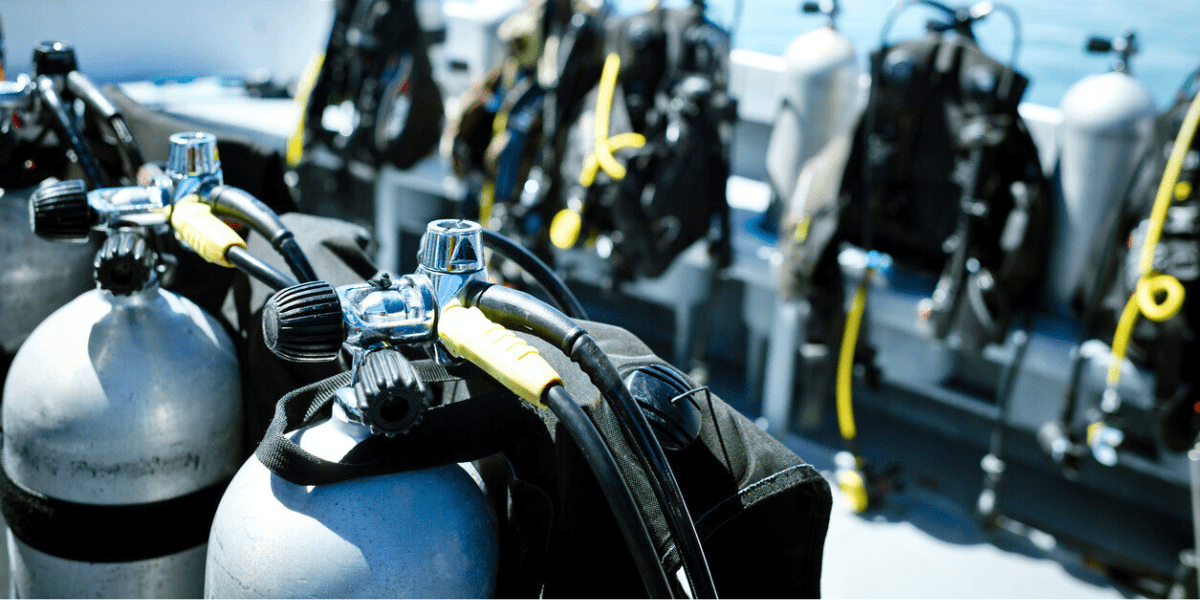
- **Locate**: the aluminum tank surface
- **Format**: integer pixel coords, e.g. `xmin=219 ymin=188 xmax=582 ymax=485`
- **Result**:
xmin=765 ymin=25 xmax=861 ymax=205
xmin=1048 ymin=70 xmax=1156 ymax=311
xmin=204 ymin=406 xmax=500 ymax=598
xmin=1 ymin=286 xmax=242 ymax=599
xmin=0 ymin=187 xmax=98 ymax=368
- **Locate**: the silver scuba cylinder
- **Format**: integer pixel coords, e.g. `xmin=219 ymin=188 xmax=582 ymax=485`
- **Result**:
xmin=0 ymin=184 xmax=98 ymax=377
xmin=1 ymin=230 xmax=242 ymax=598
xmin=1048 ymin=31 xmax=1156 ymax=312
xmin=1 ymin=132 xmax=242 ymax=598
xmin=204 ymin=219 xmax=499 ymax=598
xmin=764 ymin=0 xmax=861 ymax=220
xmin=204 ymin=389 xmax=499 ymax=598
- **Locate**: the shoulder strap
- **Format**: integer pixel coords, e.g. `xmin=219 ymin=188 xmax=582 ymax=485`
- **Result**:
xmin=256 ymin=368 xmax=556 ymax=489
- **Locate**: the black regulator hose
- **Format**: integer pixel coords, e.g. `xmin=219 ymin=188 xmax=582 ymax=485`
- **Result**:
xmin=207 ymin=185 xmax=319 ymax=283
xmin=479 ymin=228 xmax=588 ymax=320
xmin=465 ymin=281 xmax=718 ymax=599
xmin=65 ymin=70 xmax=145 ymax=177
xmin=35 ymin=75 xmax=106 ymax=187
xmin=226 ymin=245 xmax=299 ymax=291
xmin=543 ymin=384 xmax=673 ymax=598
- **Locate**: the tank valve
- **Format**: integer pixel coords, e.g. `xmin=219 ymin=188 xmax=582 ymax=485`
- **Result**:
xmin=417 ymin=219 xmax=487 ymax=307
xmin=262 ymin=280 xmax=346 ymax=363
xmin=167 ymin=131 xmax=222 ymax=201
xmin=351 ymin=348 xmax=429 ymax=436
xmin=263 ymin=274 xmax=439 ymax=363
xmin=32 ymin=41 xmax=77 ymax=77
xmin=30 ymin=179 xmax=91 ymax=241
xmin=1086 ymin=30 xmax=1138 ymax=74
xmin=93 ymin=229 xmax=157 ymax=295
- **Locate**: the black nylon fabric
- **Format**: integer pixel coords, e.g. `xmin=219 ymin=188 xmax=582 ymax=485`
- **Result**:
xmin=450 ymin=321 xmax=832 ymax=598
xmin=0 ymin=466 xmax=229 ymax=563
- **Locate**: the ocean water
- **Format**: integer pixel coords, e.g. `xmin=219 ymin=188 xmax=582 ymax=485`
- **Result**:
xmin=615 ymin=0 xmax=1200 ymax=110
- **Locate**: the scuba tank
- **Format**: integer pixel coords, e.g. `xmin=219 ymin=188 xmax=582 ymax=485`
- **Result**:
xmin=764 ymin=0 xmax=861 ymax=231
xmin=207 ymin=219 xmax=708 ymax=598
xmin=1049 ymin=31 xmax=1156 ymax=313
xmin=2 ymin=227 xmax=241 ymax=598
xmin=204 ymin=220 xmax=510 ymax=598
xmin=0 ymin=131 xmax=314 ymax=598
xmin=0 ymin=41 xmax=145 ymax=388
xmin=204 ymin=352 xmax=500 ymax=598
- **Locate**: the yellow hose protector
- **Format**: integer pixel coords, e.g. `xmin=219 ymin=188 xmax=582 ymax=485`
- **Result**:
xmin=579 ymin=53 xmax=646 ymax=188
xmin=836 ymin=468 xmax=870 ymax=513
xmin=1107 ymin=92 xmax=1200 ymax=388
xmin=438 ymin=303 xmax=562 ymax=408
xmin=479 ymin=181 xmax=496 ymax=228
xmin=837 ymin=271 xmax=871 ymax=441
xmin=550 ymin=207 xmax=583 ymax=249
xmin=287 ymin=52 xmax=326 ymax=168
xmin=168 ymin=197 xmax=246 ymax=268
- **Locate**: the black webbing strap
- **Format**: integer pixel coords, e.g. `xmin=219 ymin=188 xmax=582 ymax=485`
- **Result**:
xmin=0 ymin=466 xmax=229 ymax=563
xmin=256 ymin=369 xmax=556 ymax=489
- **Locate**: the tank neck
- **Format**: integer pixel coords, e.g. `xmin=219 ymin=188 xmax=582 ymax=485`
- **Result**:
xmin=101 ymin=280 xmax=162 ymax=307
xmin=332 ymin=389 xmax=374 ymax=440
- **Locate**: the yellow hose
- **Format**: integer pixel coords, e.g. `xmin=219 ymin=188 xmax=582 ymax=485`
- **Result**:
xmin=579 ymin=53 xmax=646 ymax=187
xmin=1107 ymin=92 xmax=1200 ymax=388
xmin=837 ymin=270 xmax=872 ymax=441
xmin=286 ymin=52 xmax=326 ymax=168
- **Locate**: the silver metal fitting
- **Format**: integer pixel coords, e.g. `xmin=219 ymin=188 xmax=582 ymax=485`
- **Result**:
xmin=167 ymin=131 xmax=223 ymax=200
xmin=417 ymin=219 xmax=488 ymax=309
xmin=338 ymin=273 xmax=438 ymax=348
xmin=89 ymin=185 xmax=172 ymax=229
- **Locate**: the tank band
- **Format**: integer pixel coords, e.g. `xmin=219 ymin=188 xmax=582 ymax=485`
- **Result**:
xmin=0 ymin=466 xmax=230 ymax=563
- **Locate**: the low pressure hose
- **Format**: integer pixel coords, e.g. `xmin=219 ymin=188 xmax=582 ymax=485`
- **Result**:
xmin=464 ymin=281 xmax=718 ymax=599
xmin=435 ymin=303 xmax=671 ymax=598
xmin=206 ymin=185 xmax=318 ymax=283
xmin=543 ymin=385 xmax=672 ymax=598
xmin=226 ymin=246 xmax=299 ymax=291
xmin=836 ymin=271 xmax=870 ymax=444
xmin=65 ymin=70 xmax=145 ymax=176
xmin=552 ymin=52 xmax=647 ymax=251
xmin=169 ymin=199 xmax=298 ymax=291
xmin=35 ymin=75 xmax=106 ymax=187
xmin=479 ymin=228 xmax=588 ymax=320
xmin=835 ymin=270 xmax=872 ymax=513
